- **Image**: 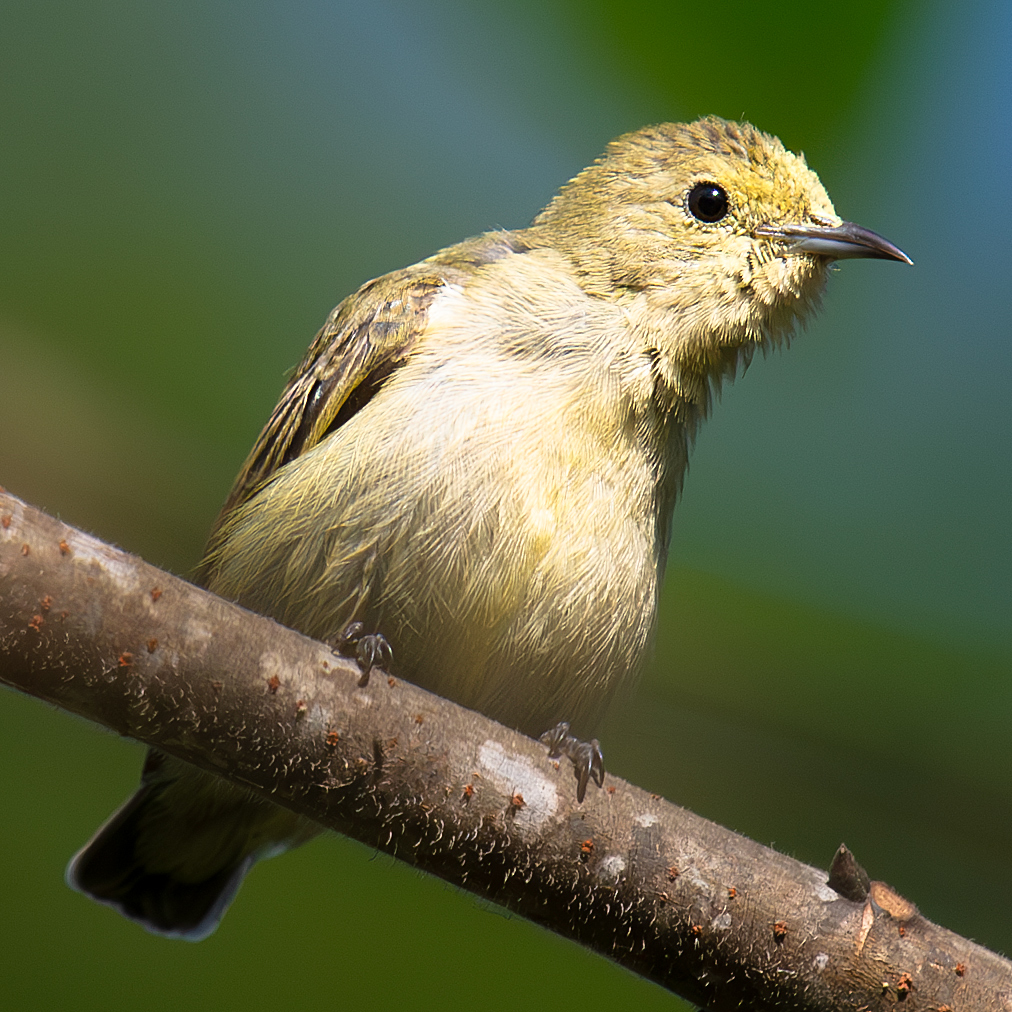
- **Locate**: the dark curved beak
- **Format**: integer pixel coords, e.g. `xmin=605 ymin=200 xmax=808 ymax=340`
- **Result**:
xmin=755 ymin=220 xmax=913 ymax=265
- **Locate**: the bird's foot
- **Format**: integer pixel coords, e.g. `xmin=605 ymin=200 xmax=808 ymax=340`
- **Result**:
xmin=331 ymin=621 xmax=393 ymax=687
xmin=540 ymin=721 xmax=605 ymax=803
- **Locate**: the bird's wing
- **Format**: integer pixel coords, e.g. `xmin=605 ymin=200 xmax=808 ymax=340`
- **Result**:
xmin=201 ymin=262 xmax=466 ymax=558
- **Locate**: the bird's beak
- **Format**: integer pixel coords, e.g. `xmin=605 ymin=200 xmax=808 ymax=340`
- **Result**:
xmin=755 ymin=219 xmax=913 ymax=265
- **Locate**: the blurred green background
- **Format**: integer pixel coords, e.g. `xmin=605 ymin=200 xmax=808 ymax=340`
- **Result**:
xmin=2 ymin=0 xmax=1010 ymax=1007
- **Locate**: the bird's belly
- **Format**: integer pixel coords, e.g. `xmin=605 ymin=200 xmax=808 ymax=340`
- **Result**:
xmin=370 ymin=478 xmax=660 ymax=737
xmin=210 ymin=385 xmax=661 ymax=738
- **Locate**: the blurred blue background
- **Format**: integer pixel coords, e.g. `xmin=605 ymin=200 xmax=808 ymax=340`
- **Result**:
xmin=1 ymin=1 xmax=1009 ymax=1008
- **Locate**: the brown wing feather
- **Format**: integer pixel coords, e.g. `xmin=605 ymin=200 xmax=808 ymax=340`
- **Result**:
xmin=195 ymin=229 xmax=532 ymax=587
xmin=195 ymin=264 xmax=462 ymax=585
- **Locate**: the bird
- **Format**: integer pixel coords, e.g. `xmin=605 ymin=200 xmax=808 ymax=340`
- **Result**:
xmin=67 ymin=116 xmax=910 ymax=940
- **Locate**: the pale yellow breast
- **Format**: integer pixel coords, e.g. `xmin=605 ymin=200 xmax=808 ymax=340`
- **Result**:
xmin=210 ymin=253 xmax=669 ymax=735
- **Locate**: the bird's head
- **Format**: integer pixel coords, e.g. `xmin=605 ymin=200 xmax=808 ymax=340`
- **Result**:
xmin=532 ymin=117 xmax=909 ymax=375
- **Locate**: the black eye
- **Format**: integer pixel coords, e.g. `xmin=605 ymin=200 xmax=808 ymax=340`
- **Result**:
xmin=686 ymin=182 xmax=729 ymax=223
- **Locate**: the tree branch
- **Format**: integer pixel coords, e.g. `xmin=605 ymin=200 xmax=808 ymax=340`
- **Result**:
xmin=1 ymin=489 xmax=1007 ymax=1010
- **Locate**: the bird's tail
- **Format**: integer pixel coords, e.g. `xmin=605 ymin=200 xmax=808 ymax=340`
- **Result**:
xmin=67 ymin=751 xmax=318 ymax=940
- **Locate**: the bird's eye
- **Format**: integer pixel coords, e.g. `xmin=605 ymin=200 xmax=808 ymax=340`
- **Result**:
xmin=686 ymin=182 xmax=729 ymax=223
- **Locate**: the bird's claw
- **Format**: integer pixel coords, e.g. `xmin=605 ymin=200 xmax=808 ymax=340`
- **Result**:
xmin=331 ymin=621 xmax=393 ymax=687
xmin=539 ymin=721 xmax=605 ymax=803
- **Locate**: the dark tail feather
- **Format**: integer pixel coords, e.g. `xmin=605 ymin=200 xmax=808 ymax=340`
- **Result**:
xmin=66 ymin=784 xmax=254 ymax=942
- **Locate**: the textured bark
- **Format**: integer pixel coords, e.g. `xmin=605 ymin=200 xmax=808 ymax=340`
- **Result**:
xmin=1 ymin=490 xmax=1008 ymax=1011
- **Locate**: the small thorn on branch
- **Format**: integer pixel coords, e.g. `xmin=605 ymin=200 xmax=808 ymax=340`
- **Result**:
xmin=828 ymin=843 xmax=871 ymax=902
